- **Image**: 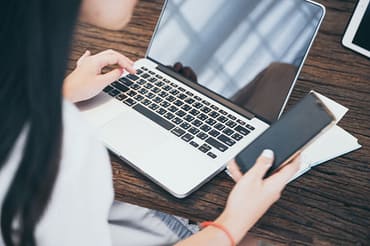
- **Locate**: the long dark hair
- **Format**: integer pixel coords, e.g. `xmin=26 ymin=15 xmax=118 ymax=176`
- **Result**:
xmin=0 ymin=1 xmax=81 ymax=245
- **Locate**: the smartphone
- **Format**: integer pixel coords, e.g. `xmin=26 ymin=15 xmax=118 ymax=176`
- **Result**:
xmin=235 ymin=93 xmax=335 ymax=177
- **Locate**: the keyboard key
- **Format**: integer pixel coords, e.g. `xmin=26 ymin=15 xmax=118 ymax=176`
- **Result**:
xmin=149 ymin=103 xmax=159 ymax=111
xmin=197 ymin=132 xmax=208 ymax=140
xmin=164 ymin=112 xmax=175 ymax=120
xmin=219 ymin=110 xmax=228 ymax=115
xmin=168 ymin=106 xmax=178 ymax=113
xmin=130 ymin=84 xmax=140 ymax=90
xmin=184 ymin=115 xmax=195 ymax=122
xmin=207 ymin=152 xmax=217 ymax=159
xmin=127 ymin=74 xmax=139 ymax=81
xmin=178 ymin=87 xmax=186 ymax=92
xmin=223 ymin=128 xmax=234 ymax=136
xmin=163 ymin=78 xmax=171 ymax=83
xmin=151 ymin=87 xmax=161 ymax=93
xmin=157 ymin=108 xmax=167 ymax=116
xmin=144 ymin=83 xmax=153 ymax=89
xmin=189 ymin=109 xmax=200 ymax=116
xmin=214 ymin=123 xmax=225 ymax=131
xmin=231 ymin=133 xmax=243 ymax=141
xmin=146 ymin=93 xmax=155 ymax=99
xmin=200 ymin=124 xmax=211 ymax=132
xmin=141 ymin=66 xmax=148 ymax=71
xmin=137 ymin=79 xmax=146 ymax=85
xmin=188 ymin=127 xmax=200 ymax=135
xmin=138 ymin=88 xmax=148 ymax=95
xmin=153 ymin=97 xmax=162 ymax=103
xmin=185 ymin=98 xmax=195 ymax=104
xmin=237 ymin=119 xmax=246 ymax=125
xmin=228 ymin=114 xmax=237 ymax=120
xmin=116 ymin=94 xmax=127 ymax=101
xmin=206 ymin=137 xmax=228 ymax=152
xmin=235 ymin=125 xmax=250 ymax=136
xmin=170 ymin=89 xmax=179 ymax=95
xmin=192 ymin=119 xmax=203 ymax=127
xmin=226 ymin=121 xmax=237 ymax=128
xmin=112 ymin=81 xmax=129 ymax=92
xmin=181 ymin=104 xmax=192 ymax=111
xmin=186 ymin=91 xmax=194 ymax=97
xmin=201 ymin=107 xmax=211 ymax=113
xmin=177 ymin=93 xmax=187 ymax=100
xmin=166 ymin=95 xmax=176 ymax=102
xmin=180 ymin=122 xmax=191 ymax=130
xmin=174 ymin=100 xmax=184 ymax=107
xmin=155 ymin=74 xmax=163 ymax=79
xmin=171 ymin=127 xmax=185 ymax=137
xmin=119 ymin=77 xmax=133 ymax=87
xmin=205 ymin=118 xmax=217 ymax=126
xmin=246 ymin=124 xmax=255 ymax=131
xmin=194 ymin=96 xmax=202 ymax=101
xmin=193 ymin=102 xmax=203 ymax=109
xmin=160 ymin=101 xmax=170 ymax=108
xmin=202 ymin=100 xmax=210 ymax=106
xmin=172 ymin=117 xmax=183 ymax=125
xmin=155 ymin=81 xmax=165 ymax=87
xmin=149 ymin=77 xmax=157 ymax=83
xmin=108 ymin=89 xmax=120 ymax=97
xmin=170 ymin=82 xmax=178 ymax=88
xmin=209 ymin=130 xmax=220 ymax=137
xmin=149 ymin=71 xmax=156 ymax=75
xmin=134 ymin=95 xmax=144 ymax=102
xmin=199 ymin=144 xmax=211 ymax=153
xmin=103 ymin=85 xmax=114 ymax=93
xmin=211 ymin=105 xmax=219 ymax=110
xmin=217 ymin=116 xmax=228 ymax=123
xmin=182 ymin=133 xmax=194 ymax=142
xmin=217 ymin=135 xmax=236 ymax=147
xmin=190 ymin=141 xmax=199 ymax=148
xmin=123 ymin=98 xmax=137 ymax=107
xmin=127 ymin=90 xmax=137 ymax=97
xmin=136 ymin=69 xmax=143 ymax=75
xmin=163 ymin=85 xmax=172 ymax=91
xmin=175 ymin=110 xmax=186 ymax=117
xmin=209 ymin=111 xmax=220 ymax=118
xmin=142 ymin=99 xmax=151 ymax=106
xmin=159 ymin=91 xmax=168 ymax=98
xmin=197 ymin=113 xmax=208 ymax=121
xmin=141 ymin=73 xmax=150 ymax=79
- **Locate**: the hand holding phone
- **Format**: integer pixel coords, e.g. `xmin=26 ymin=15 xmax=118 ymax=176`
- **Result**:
xmin=235 ymin=93 xmax=335 ymax=177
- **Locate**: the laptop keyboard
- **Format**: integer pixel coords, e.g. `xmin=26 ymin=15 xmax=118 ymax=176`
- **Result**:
xmin=103 ymin=66 xmax=255 ymax=159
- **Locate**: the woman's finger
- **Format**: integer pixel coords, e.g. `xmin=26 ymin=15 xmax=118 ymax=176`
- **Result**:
xmin=97 ymin=68 xmax=123 ymax=86
xmin=76 ymin=50 xmax=91 ymax=67
xmin=264 ymin=155 xmax=301 ymax=190
xmin=227 ymin=160 xmax=243 ymax=182
xmin=96 ymin=50 xmax=136 ymax=74
xmin=248 ymin=149 xmax=274 ymax=179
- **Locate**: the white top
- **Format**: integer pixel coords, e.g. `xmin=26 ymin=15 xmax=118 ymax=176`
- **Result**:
xmin=0 ymin=101 xmax=114 ymax=246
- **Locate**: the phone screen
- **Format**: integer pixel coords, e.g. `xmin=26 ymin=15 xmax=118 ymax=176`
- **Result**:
xmin=235 ymin=93 xmax=334 ymax=176
xmin=353 ymin=3 xmax=370 ymax=51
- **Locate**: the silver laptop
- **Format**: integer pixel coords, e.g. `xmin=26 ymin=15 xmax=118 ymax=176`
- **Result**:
xmin=78 ymin=0 xmax=325 ymax=198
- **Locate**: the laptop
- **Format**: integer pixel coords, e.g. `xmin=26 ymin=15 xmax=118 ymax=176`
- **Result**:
xmin=78 ymin=0 xmax=325 ymax=198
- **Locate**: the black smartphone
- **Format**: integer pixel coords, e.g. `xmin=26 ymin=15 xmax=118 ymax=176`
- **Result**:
xmin=235 ymin=93 xmax=335 ymax=177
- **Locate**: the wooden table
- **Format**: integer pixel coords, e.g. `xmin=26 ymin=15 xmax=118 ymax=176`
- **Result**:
xmin=69 ymin=0 xmax=370 ymax=245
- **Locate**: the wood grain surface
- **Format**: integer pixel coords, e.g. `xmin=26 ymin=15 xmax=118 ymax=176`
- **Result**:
xmin=69 ymin=0 xmax=370 ymax=245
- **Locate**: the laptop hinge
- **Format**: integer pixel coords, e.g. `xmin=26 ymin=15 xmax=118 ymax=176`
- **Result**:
xmin=156 ymin=64 xmax=255 ymax=121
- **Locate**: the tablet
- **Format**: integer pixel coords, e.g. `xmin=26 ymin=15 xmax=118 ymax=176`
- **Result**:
xmin=342 ymin=0 xmax=370 ymax=58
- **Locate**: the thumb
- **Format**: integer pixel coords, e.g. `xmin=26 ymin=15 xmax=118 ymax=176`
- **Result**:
xmin=248 ymin=149 xmax=274 ymax=179
xmin=97 ymin=68 xmax=123 ymax=86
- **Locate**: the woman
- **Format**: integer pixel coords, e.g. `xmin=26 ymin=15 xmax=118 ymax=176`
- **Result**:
xmin=0 ymin=0 xmax=300 ymax=245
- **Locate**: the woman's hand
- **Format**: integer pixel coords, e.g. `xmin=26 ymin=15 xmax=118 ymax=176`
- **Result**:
xmin=217 ymin=150 xmax=300 ymax=244
xmin=63 ymin=49 xmax=136 ymax=103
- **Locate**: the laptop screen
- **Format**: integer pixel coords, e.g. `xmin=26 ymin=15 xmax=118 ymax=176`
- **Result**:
xmin=147 ymin=0 xmax=324 ymax=123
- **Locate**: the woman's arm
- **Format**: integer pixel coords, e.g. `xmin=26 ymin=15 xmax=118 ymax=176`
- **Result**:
xmin=177 ymin=150 xmax=300 ymax=245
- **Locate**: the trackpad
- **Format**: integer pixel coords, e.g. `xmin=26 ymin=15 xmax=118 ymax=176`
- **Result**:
xmin=98 ymin=111 xmax=171 ymax=160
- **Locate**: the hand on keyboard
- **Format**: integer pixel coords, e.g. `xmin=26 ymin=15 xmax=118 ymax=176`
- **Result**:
xmin=63 ymin=49 xmax=136 ymax=103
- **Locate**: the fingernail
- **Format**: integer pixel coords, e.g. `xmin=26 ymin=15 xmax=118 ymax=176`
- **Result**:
xmin=262 ymin=149 xmax=274 ymax=159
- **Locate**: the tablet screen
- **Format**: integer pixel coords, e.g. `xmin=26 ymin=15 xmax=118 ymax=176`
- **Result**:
xmin=353 ymin=3 xmax=370 ymax=51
